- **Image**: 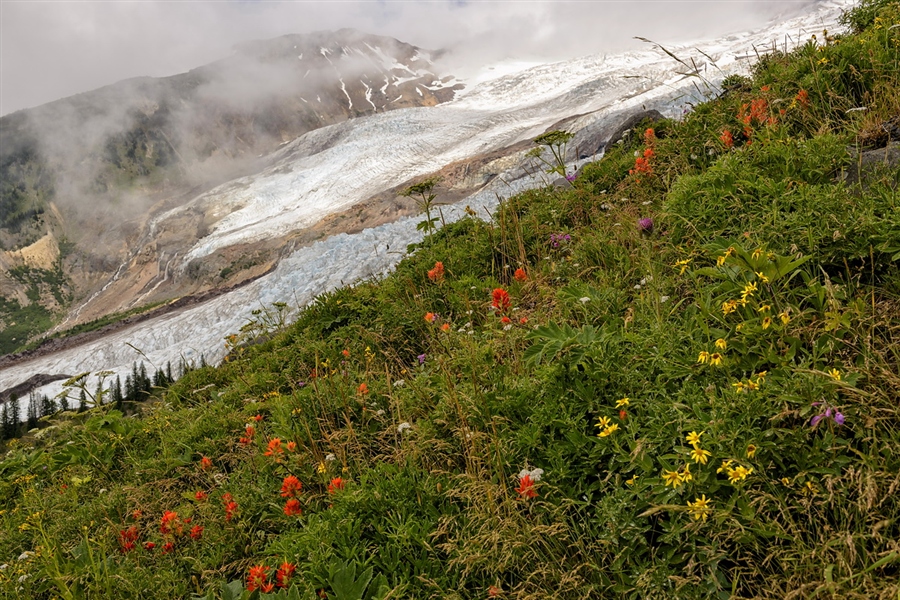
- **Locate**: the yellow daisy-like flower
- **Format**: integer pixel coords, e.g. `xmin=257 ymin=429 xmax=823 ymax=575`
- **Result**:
xmin=828 ymin=368 xmax=841 ymax=381
xmin=709 ymin=352 xmax=724 ymax=366
xmin=732 ymin=381 xmax=746 ymax=393
xmin=716 ymin=255 xmax=727 ymax=267
xmin=802 ymin=481 xmax=818 ymax=495
xmin=779 ymin=311 xmax=791 ymax=325
xmin=757 ymin=304 xmax=771 ymax=313
xmin=762 ymin=316 xmax=773 ymax=330
xmin=662 ymin=469 xmax=682 ymax=488
xmin=736 ymin=323 xmax=745 ymax=332
xmin=717 ymin=247 xmax=735 ymax=267
xmin=690 ymin=446 xmax=712 ymax=465
xmin=781 ymin=477 xmax=792 ymax=486
xmin=741 ymin=281 xmax=758 ymax=300
xmin=685 ymin=431 xmax=703 ymax=446
xmin=598 ymin=424 xmax=619 ymax=437
xmin=746 ymin=444 xmax=757 ymax=458
xmin=727 ymin=465 xmax=753 ymax=484
xmin=716 ymin=459 xmax=733 ymax=474
xmin=752 ymin=247 xmax=764 ymax=260
xmin=715 ymin=338 xmax=727 ymax=350
xmin=755 ymin=371 xmax=767 ymax=382
xmin=697 ymin=351 xmax=710 ymax=364
xmin=722 ymin=300 xmax=738 ymax=315
xmin=675 ymin=258 xmax=692 ymax=274
xmin=616 ymin=397 xmax=630 ymax=408
xmin=680 ymin=464 xmax=693 ymax=484
xmin=687 ymin=494 xmax=713 ymax=521
xmin=626 ymin=475 xmax=639 ymax=486
xmin=317 ymin=461 xmax=327 ymax=474
xmin=595 ymin=416 xmax=611 ymax=429
xmin=756 ymin=271 xmax=769 ymax=284
xmin=746 ymin=379 xmax=760 ymax=391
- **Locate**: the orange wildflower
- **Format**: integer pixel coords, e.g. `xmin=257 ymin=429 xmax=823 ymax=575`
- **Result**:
xmin=328 ymin=477 xmax=345 ymax=494
xmin=357 ymin=383 xmax=369 ymax=395
xmin=720 ymin=129 xmax=733 ymax=148
xmin=286 ymin=441 xmax=297 ymax=452
xmin=264 ymin=438 xmax=284 ymax=457
xmin=500 ymin=316 xmax=511 ymax=324
xmin=195 ymin=490 xmax=208 ymax=502
xmin=424 ymin=312 xmax=436 ymax=323
xmin=492 ymin=288 xmax=511 ymax=312
xmin=247 ymin=565 xmax=270 ymax=593
xmin=280 ymin=475 xmax=303 ymax=498
xmin=200 ymin=456 xmax=213 ymax=471
xmin=644 ymin=127 xmax=656 ymax=146
xmin=277 ymin=562 xmax=297 ymax=588
xmin=440 ymin=323 xmax=451 ymax=332
xmin=515 ymin=475 xmax=538 ymax=499
xmin=190 ymin=525 xmax=203 ymax=540
xmin=283 ymin=498 xmax=303 ymax=516
xmin=160 ymin=510 xmax=182 ymax=536
xmin=427 ymin=261 xmax=445 ymax=282
xmin=514 ymin=267 xmax=528 ymax=282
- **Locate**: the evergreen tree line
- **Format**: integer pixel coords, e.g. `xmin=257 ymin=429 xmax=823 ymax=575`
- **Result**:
xmin=0 ymin=358 xmax=196 ymax=443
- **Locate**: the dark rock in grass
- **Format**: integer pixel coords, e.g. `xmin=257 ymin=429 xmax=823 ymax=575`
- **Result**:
xmin=843 ymin=141 xmax=900 ymax=188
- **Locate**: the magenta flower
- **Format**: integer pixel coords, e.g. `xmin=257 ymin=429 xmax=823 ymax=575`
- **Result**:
xmin=638 ymin=218 xmax=653 ymax=233
xmin=810 ymin=403 xmax=845 ymax=427
xmin=417 ymin=353 xmax=426 ymax=365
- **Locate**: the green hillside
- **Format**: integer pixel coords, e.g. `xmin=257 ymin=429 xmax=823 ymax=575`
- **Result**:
xmin=2 ymin=1 xmax=899 ymax=598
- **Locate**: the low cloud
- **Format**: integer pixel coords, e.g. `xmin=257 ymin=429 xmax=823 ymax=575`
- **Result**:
xmin=1 ymin=0 xmax=821 ymax=116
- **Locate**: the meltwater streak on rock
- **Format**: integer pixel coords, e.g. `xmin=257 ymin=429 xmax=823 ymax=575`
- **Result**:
xmin=0 ymin=0 xmax=853 ymax=407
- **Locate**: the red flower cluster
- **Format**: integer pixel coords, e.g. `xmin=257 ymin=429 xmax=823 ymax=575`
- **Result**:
xmin=643 ymin=127 xmax=656 ymax=146
xmin=629 ymin=147 xmax=655 ymax=178
xmin=738 ymin=97 xmax=775 ymax=136
xmin=515 ymin=475 xmax=538 ymax=499
xmin=357 ymin=383 xmax=369 ymax=396
xmin=328 ymin=477 xmax=345 ymax=495
xmin=280 ymin=475 xmax=303 ymax=498
xmin=427 ymin=261 xmax=445 ymax=282
xmin=796 ymin=88 xmax=810 ymax=109
xmin=240 ymin=424 xmax=255 ymax=445
xmin=119 ymin=526 xmax=139 ymax=553
xmin=200 ymin=456 xmax=213 ymax=471
xmin=492 ymin=288 xmax=511 ymax=312
xmin=195 ymin=490 xmax=208 ymax=502
xmin=276 ymin=562 xmax=297 ymax=588
xmin=223 ymin=493 xmax=238 ymax=522
xmin=720 ymin=129 xmax=734 ymax=149
xmin=247 ymin=565 xmax=274 ymax=593
xmin=514 ymin=267 xmax=528 ymax=282
xmin=159 ymin=510 xmax=183 ymax=536
xmin=284 ymin=498 xmax=303 ymax=516
xmin=264 ymin=438 xmax=285 ymax=457
xmin=190 ymin=525 xmax=203 ymax=540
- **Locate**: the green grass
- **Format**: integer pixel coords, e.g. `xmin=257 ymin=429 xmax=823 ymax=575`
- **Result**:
xmin=2 ymin=2 xmax=900 ymax=598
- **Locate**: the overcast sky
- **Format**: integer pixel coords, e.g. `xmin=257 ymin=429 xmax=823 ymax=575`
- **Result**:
xmin=1 ymin=0 xmax=821 ymax=117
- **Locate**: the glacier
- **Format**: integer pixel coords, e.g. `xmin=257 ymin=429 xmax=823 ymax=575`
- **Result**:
xmin=0 ymin=0 xmax=855 ymax=409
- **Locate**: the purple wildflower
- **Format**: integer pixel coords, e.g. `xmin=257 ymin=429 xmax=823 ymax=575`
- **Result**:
xmin=550 ymin=233 xmax=572 ymax=248
xmin=417 ymin=353 xmax=426 ymax=365
xmin=810 ymin=404 xmax=845 ymax=427
xmin=638 ymin=218 xmax=653 ymax=234
xmin=565 ymin=172 xmax=577 ymax=183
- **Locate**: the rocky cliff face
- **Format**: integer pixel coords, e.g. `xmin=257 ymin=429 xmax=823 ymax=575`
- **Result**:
xmin=0 ymin=29 xmax=462 ymax=353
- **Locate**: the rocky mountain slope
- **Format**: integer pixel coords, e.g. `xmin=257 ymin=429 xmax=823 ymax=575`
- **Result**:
xmin=0 ymin=29 xmax=461 ymax=353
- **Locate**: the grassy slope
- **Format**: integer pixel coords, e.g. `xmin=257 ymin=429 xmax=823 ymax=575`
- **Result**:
xmin=2 ymin=2 xmax=899 ymax=598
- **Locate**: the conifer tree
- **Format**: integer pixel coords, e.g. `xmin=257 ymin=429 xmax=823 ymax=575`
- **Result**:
xmin=1 ymin=402 xmax=11 ymax=440
xmin=77 ymin=389 xmax=86 ymax=412
xmin=59 ymin=394 xmax=70 ymax=412
xmin=9 ymin=396 xmax=21 ymax=436
xmin=40 ymin=394 xmax=55 ymax=418
xmin=26 ymin=392 xmax=39 ymax=429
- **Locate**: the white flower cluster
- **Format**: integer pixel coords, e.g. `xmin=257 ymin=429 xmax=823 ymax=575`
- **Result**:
xmin=518 ymin=467 xmax=544 ymax=481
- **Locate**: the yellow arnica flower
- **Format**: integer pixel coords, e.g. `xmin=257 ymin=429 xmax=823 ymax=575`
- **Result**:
xmin=317 ymin=462 xmax=327 ymax=474
xmin=756 ymin=371 xmax=768 ymax=382
xmin=779 ymin=311 xmax=791 ymax=325
xmin=781 ymin=477 xmax=792 ymax=486
xmin=828 ymin=368 xmax=841 ymax=381
xmin=687 ymin=494 xmax=713 ymax=521
xmin=746 ymin=444 xmax=757 ymax=458
xmin=722 ymin=300 xmax=738 ymax=315
xmin=716 ymin=255 xmax=727 ymax=267
xmin=675 ymin=259 xmax=692 ymax=274
xmin=709 ymin=352 xmax=724 ymax=366
xmin=715 ymin=338 xmax=727 ymax=350
xmin=756 ymin=271 xmax=769 ymax=283
xmin=757 ymin=304 xmax=771 ymax=313
xmin=616 ymin=397 xmax=630 ymax=408
xmin=598 ymin=424 xmax=619 ymax=438
xmin=662 ymin=469 xmax=682 ymax=488
xmin=741 ymin=281 xmax=758 ymax=300
xmin=685 ymin=431 xmax=703 ymax=446
xmin=680 ymin=464 xmax=693 ymax=483
xmin=716 ymin=459 xmax=733 ymax=474
xmin=802 ymin=481 xmax=818 ymax=495
xmin=690 ymin=447 xmax=712 ymax=465
xmin=626 ymin=475 xmax=639 ymax=486
xmin=595 ymin=416 xmax=611 ymax=429
xmin=732 ymin=381 xmax=746 ymax=393
xmin=736 ymin=323 xmax=745 ymax=332
xmin=727 ymin=465 xmax=753 ymax=484
xmin=746 ymin=380 xmax=760 ymax=391
xmin=752 ymin=247 xmax=764 ymax=260
xmin=762 ymin=316 xmax=773 ymax=330
xmin=697 ymin=351 xmax=710 ymax=364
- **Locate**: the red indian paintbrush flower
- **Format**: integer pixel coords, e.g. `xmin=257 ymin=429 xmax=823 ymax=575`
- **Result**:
xmin=515 ymin=475 xmax=538 ymax=499
xmin=160 ymin=510 xmax=182 ymax=536
xmin=492 ymin=288 xmax=511 ymax=312
xmin=200 ymin=456 xmax=213 ymax=470
xmin=247 ymin=565 xmax=270 ymax=592
xmin=328 ymin=477 xmax=345 ymax=495
xmin=280 ymin=475 xmax=303 ymax=498
xmin=190 ymin=525 xmax=203 ymax=540
xmin=283 ymin=498 xmax=303 ymax=516
xmin=118 ymin=526 xmax=139 ymax=553
xmin=427 ymin=261 xmax=445 ymax=282
xmin=264 ymin=438 xmax=284 ymax=457
xmin=276 ymin=562 xmax=297 ymax=588
xmin=514 ymin=267 xmax=528 ymax=282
